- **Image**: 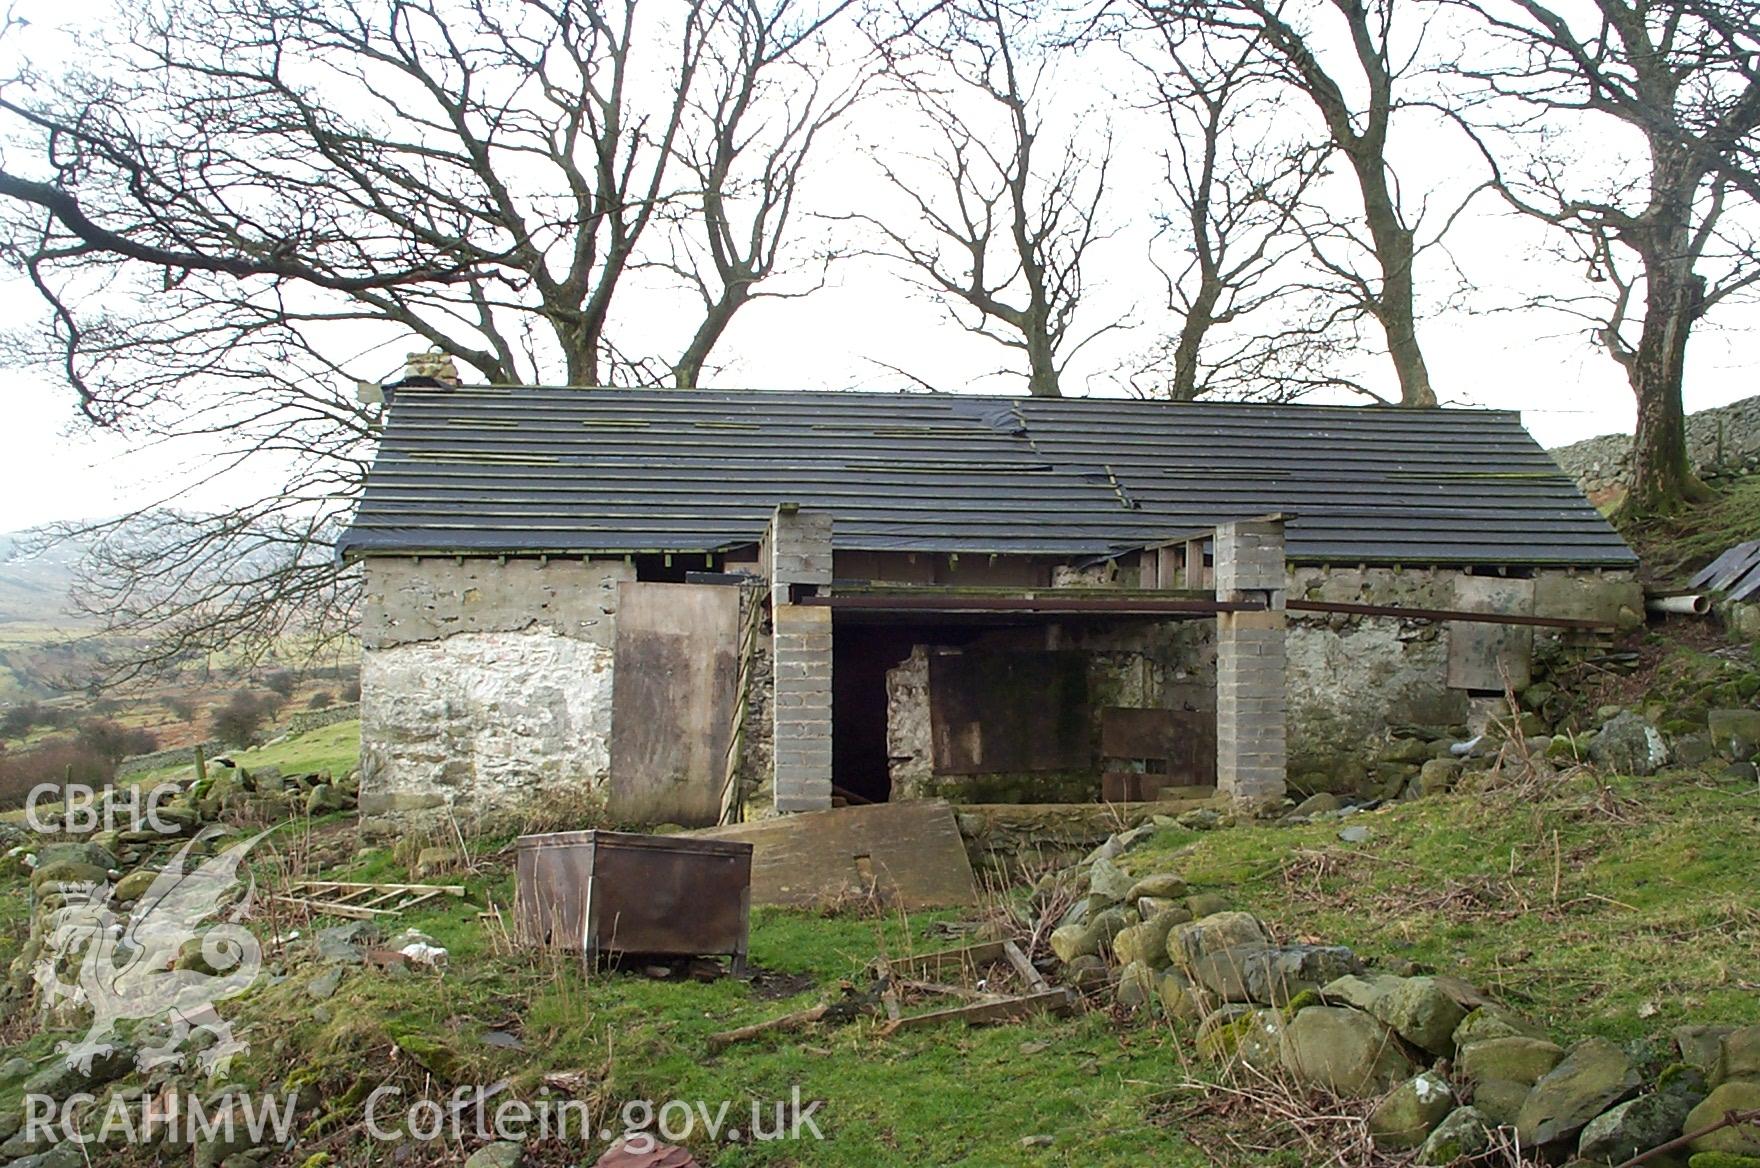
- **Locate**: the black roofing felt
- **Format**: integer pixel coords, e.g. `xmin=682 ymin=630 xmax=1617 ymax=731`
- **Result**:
xmin=338 ymin=386 xmax=1636 ymax=567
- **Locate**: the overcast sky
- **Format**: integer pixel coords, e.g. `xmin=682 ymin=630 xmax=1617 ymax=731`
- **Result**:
xmin=2 ymin=0 xmax=1755 ymax=534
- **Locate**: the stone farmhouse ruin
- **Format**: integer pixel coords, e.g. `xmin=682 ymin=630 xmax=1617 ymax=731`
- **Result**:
xmin=337 ymin=385 xmax=1640 ymax=831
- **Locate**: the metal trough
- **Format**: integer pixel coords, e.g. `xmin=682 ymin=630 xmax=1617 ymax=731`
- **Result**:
xmin=515 ymin=830 xmax=752 ymax=972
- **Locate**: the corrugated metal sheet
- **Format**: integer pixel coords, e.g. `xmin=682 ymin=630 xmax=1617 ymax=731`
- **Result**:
xmin=338 ymin=386 xmax=1636 ymax=567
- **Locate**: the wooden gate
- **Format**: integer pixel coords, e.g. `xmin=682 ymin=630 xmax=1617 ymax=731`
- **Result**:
xmin=609 ymin=581 xmax=739 ymax=826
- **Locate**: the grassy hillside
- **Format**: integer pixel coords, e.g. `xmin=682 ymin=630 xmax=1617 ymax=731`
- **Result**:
xmin=1 ymin=715 xmax=1750 ymax=1165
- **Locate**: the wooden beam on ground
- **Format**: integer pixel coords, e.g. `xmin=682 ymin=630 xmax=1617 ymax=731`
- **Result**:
xmin=877 ymin=988 xmax=1075 ymax=1037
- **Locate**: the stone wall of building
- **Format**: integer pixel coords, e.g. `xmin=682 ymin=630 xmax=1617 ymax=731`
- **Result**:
xmin=884 ymin=620 xmax=1216 ymax=803
xmin=357 ymin=556 xmax=634 ymax=830
xmin=1283 ymin=565 xmax=1640 ymax=791
xmin=880 ymin=565 xmax=1639 ymax=801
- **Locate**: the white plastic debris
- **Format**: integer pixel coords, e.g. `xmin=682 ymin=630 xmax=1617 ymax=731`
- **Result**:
xmin=399 ymin=942 xmax=449 ymax=967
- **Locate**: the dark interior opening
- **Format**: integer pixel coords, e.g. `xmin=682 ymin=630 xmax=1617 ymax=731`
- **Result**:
xmin=831 ymin=621 xmax=982 ymax=806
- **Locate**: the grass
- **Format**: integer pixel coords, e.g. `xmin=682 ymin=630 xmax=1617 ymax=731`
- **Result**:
xmin=1625 ymin=473 xmax=1760 ymax=583
xmin=211 ymin=837 xmax=1206 ymax=1166
xmin=1118 ymin=767 xmax=1760 ymax=1046
xmin=5 ymin=720 xmax=1759 ymax=1165
xmin=223 ymin=718 xmax=362 ymax=779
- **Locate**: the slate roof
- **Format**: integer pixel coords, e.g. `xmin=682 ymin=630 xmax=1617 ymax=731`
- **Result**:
xmin=338 ymin=386 xmax=1636 ymax=567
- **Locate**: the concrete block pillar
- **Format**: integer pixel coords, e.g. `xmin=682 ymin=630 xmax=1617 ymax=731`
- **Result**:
xmin=768 ymin=506 xmax=834 ymax=812
xmin=1214 ymin=517 xmax=1288 ymax=806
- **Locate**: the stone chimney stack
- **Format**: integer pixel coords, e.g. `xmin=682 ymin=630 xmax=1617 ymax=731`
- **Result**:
xmin=404 ymin=347 xmax=461 ymax=387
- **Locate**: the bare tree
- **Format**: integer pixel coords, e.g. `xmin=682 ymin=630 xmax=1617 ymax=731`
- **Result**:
xmin=856 ymin=0 xmax=1113 ymax=397
xmin=1448 ymin=0 xmax=1760 ymax=519
xmin=0 ymin=0 xmax=856 ymax=682
xmin=1123 ymin=17 xmax=1349 ymax=401
xmin=663 ymin=1 xmax=868 ymax=388
xmin=1142 ymin=0 xmax=1478 ymax=407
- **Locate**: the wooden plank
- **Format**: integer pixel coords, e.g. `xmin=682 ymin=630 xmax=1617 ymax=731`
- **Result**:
xmin=1101 ymin=707 xmax=1176 ymax=759
xmin=610 ymin=581 xmax=739 ymax=827
xmin=878 ymin=988 xmax=1074 ymax=1036
xmin=927 ymin=650 xmax=1090 ymax=775
xmin=688 ymin=800 xmax=979 ymax=909
xmin=272 ymin=895 xmax=396 ymax=920
xmin=288 ymin=882 xmax=467 ymax=896
xmin=1447 ymin=576 xmax=1536 ymax=691
xmin=890 ymin=941 xmax=1008 ymax=979
xmin=1002 ymin=940 xmax=1050 ymax=993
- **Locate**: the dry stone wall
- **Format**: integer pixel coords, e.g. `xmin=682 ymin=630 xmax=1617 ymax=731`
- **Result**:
xmin=1550 ymin=393 xmax=1760 ymax=497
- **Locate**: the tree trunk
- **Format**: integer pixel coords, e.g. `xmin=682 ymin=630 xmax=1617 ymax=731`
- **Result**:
xmin=1352 ymin=155 xmax=1437 ymax=408
xmin=1025 ymin=317 xmax=1061 ymax=397
xmin=1618 ymin=253 xmax=1709 ymax=520
xmin=560 ymin=322 xmax=600 ymax=388
xmin=674 ymin=288 xmax=747 ymax=389
xmin=1169 ymin=277 xmax=1223 ymax=401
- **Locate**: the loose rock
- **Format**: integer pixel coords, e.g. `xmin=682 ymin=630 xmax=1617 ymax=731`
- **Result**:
xmin=1517 ymin=1038 xmax=1641 ymax=1147
xmin=1417 ymin=1106 xmax=1492 ymax=1166
xmin=1279 ymin=1007 xmax=1416 ymax=1097
xmin=1368 ymin=1071 xmax=1456 ymax=1150
xmin=1458 ymin=1037 xmax=1567 ymax=1086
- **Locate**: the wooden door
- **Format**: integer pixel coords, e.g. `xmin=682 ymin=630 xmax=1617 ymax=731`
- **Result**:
xmin=609 ymin=581 xmax=739 ymax=826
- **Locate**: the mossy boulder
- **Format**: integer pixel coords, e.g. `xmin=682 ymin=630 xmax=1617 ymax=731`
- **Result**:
xmin=1677 ymin=1025 xmax=1737 ymax=1075
xmin=1414 ymin=758 xmax=1462 ymax=796
xmin=1458 ymin=1037 xmax=1567 ymax=1085
xmin=1051 ymin=908 xmax=1129 ymax=963
xmin=1713 ymin=1025 xmax=1760 ymax=1086
xmin=1579 ymin=1084 xmax=1705 ymax=1164
xmin=1064 ymin=954 xmax=1108 ymax=992
xmin=462 ymin=1144 xmax=524 ymax=1168
xmin=1517 ymin=1038 xmax=1641 ymax=1147
xmin=1167 ymin=911 xmax=1269 ymax=971
xmin=112 ymin=868 xmax=159 ymax=903
xmin=1707 ymin=709 xmax=1760 ymax=761
xmin=1111 ymin=910 xmax=1183 ymax=969
xmin=1279 ymin=1007 xmax=1416 ymax=1097
xmin=1124 ymin=873 xmax=1188 ymax=902
xmin=1454 ymin=1003 xmax=1547 ymax=1046
xmin=1689 ymin=1155 xmax=1760 ymax=1168
xmin=1590 ymin=713 xmax=1668 ymax=776
xmin=31 ymin=861 xmax=111 ymax=890
xmin=1417 ymin=1107 xmax=1492 ymax=1166
xmin=1319 ymin=972 xmax=1405 ymax=1013
xmin=1367 ymin=977 xmax=1468 ymax=1056
xmin=1155 ymin=967 xmax=1205 ymax=1020
xmin=1085 ymin=856 xmax=1135 ymax=904
xmin=1195 ymin=1005 xmax=1254 ymax=1061
xmin=1115 ymin=961 xmax=1158 ymax=1010
xmin=305 ymin=784 xmax=346 ymax=815
xmin=1686 ymin=1083 xmax=1760 ymax=1157
xmin=1368 ymin=1071 xmax=1456 ymax=1150
xmin=1381 ymin=738 xmax=1434 ymax=765
xmin=1473 ymin=1078 xmax=1534 ymax=1127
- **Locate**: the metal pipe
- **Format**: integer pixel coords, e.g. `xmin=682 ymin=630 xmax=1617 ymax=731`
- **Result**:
xmin=1646 ymin=593 xmax=1710 ymax=615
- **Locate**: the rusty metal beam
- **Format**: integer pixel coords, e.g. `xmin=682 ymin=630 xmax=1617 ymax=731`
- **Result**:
xmin=800 ymin=591 xmax=1610 ymax=629
xmin=798 ymin=594 xmax=1258 ymax=614
xmin=1285 ymin=598 xmax=1607 ymax=630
